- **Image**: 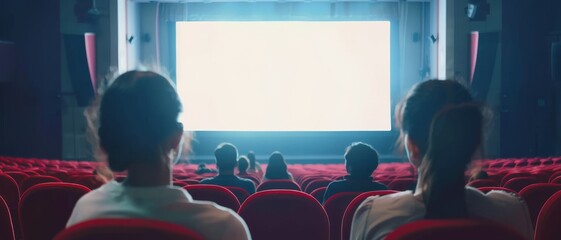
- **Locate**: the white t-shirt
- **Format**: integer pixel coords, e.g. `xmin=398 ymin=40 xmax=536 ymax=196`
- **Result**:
xmin=67 ymin=180 xmax=251 ymax=240
xmin=350 ymin=187 xmax=533 ymax=240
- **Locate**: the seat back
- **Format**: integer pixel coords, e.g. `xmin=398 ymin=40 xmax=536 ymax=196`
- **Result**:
xmin=0 ymin=174 xmax=20 ymax=239
xmin=224 ymin=186 xmax=251 ymax=203
xmin=501 ymin=172 xmax=532 ymax=186
xmin=551 ymin=176 xmax=561 ymax=184
xmin=0 ymin=196 xmax=15 ymax=240
xmin=503 ymin=177 xmax=540 ymax=192
xmin=54 ymin=218 xmax=203 ymax=240
xmin=535 ymin=190 xmax=561 ymax=240
xmin=388 ymin=178 xmax=416 ymax=191
xmin=4 ymin=171 xmax=29 ymax=186
xmin=73 ymin=175 xmax=104 ymax=190
xmin=238 ymin=190 xmax=329 ymax=240
xmin=467 ymin=179 xmax=498 ymax=188
xmin=385 ymin=219 xmax=525 ymax=240
xmin=256 ymin=180 xmax=301 ymax=191
xmin=305 ymin=179 xmax=332 ymax=193
xmin=519 ymin=183 xmax=561 ymax=227
xmin=310 ymin=186 xmax=327 ymax=203
xmin=341 ymin=190 xmax=397 ymax=240
xmin=20 ymin=175 xmax=61 ymax=193
xmin=184 ymin=185 xmax=240 ymax=211
xmin=19 ymin=183 xmax=90 ymax=240
xmin=324 ymin=192 xmax=361 ymax=240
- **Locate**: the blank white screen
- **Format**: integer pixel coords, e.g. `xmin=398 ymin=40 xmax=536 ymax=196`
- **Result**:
xmin=176 ymin=21 xmax=391 ymax=131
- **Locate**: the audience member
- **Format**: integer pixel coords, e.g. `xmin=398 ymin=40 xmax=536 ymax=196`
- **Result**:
xmin=469 ymin=169 xmax=489 ymax=182
xmin=323 ymin=142 xmax=387 ymax=203
xmin=247 ymin=151 xmax=263 ymax=176
xmin=67 ymin=70 xmax=250 ymax=239
xmin=350 ymin=80 xmax=533 ymax=240
xmin=238 ymin=156 xmax=250 ymax=175
xmin=200 ymin=143 xmax=256 ymax=194
xmin=263 ymin=151 xmax=293 ymax=181
xmin=195 ymin=163 xmax=218 ymax=175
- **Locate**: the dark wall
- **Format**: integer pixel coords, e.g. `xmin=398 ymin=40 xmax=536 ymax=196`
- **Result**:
xmin=0 ymin=0 xmax=62 ymax=158
xmin=501 ymin=0 xmax=560 ymax=157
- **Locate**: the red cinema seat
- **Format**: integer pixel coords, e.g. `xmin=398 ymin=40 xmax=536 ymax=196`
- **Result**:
xmin=54 ymin=218 xmax=203 ymax=240
xmin=503 ymin=177 xmax=540 ymax=193
xmin=74 ymin=176 xmax=104 ymax=190
xmin=20 ymin=175 xmax=61 ymax=193
xmin=548 ymin=172 xmax=561 ymax=183
xmin=238 ymin=190 xmax=329 ymax=240
xmin=310 ymin=186 xmax=328 ymax=203
xmin=535 ymin=190 xmax=561 ymax=240
xmin=324 ymin=192 xmax=361 ymax=240
xmin=501 ymin=172 xmax=532 ymax=186
xmin=305 ymin=179 xmax=332 ymax=194
xmin=341 ymin=190 xmax=398 ymax=240
xmin=519 ymin=183 xmax=561 ymax=227
xmin=385 ymin=219 xmax=525 ymax=240
xmin=0 ymin=174 xmax=20 ymax=239
xmin=467 ymin=179 xmax=498 ymax=188
xmin=301 ymin=177 xmax=329 ymax=191
xmin=256 ymin=180 xmax=301 ymax=191
xmin=4 ymin=171 xmax=29 ymax=186
xmin=0 ymin=196 xmax=15 ymax=240
xmin=184 ymin=185 xmax=240 ymax=211
xmin=19 ymin=183 xmax=90 ymax=240
xmin=388 ymin=178 xmax=416 ymax=191
xmin=224 ymin=186 xmax=251 ymax=203
xmin=551 ymin=176 xmax=561 ymax=184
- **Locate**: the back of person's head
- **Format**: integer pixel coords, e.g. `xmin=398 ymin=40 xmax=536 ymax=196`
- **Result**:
xmin=397 ymin=80 xmax=472 ymax=163
xmin=247 ymin=151 xmax=257 ymax=169
xmin=198 ymin=163 xmax=207 ymax=169
xmin=344 ymin=142 xmax=379 ymax=178
xmin=470 ymin=170 xmax=489 ymax=181
xmin=265 ymin=151 xmax=289 ymax=179
xmin=214 ymin=143 xmax=238 ymax=171
xmin=419 ymin=104 xmax=483 ymax=219
xmin=238 ymin=156 xmax=249 ymax=174
xmin=94 ymin=70 xmax=183 ymax=172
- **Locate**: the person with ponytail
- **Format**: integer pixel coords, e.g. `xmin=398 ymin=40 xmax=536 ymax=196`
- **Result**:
xmin=66 ymin=71 xmax=251 ymax=240
xmin=350 ymin=80 xmax=533 ymax=240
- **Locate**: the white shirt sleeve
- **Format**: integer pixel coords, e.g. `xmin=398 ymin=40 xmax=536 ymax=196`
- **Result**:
xmin=350 ymin=192 xmax=422 ymax=240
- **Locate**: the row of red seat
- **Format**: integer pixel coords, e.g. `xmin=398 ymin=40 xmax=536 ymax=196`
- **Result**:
xmin=2 ymin=156 xmax=561 ymax=240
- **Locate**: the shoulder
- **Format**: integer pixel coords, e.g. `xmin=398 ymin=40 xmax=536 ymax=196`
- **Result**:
xmin=351 ymin=191 xmax=422 ymax=240
xmin=199 ymin=177 xmax=214 ymax=183
xmin=465 ymin=187 xmax=525 ymax=207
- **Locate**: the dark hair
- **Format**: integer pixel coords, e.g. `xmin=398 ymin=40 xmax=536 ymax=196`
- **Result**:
xmin=247 ymin=151 xmax=257 ymax=170
xmin=214 ymin=143 xmax=238 ymax=171
xmin=344 ymin=142 xmax=379 ymax=177
xmin=397 ymin=80 xmax=472 ymax=157
xmin=238 ymin=156 xmax=249 ymax=174
xmin=96 ymin=71 xmax=182 ymax=172
xmin=420 ymin=104 xmax=483 ymax=219
xmin=265 ymin=151 xmax=290 ymax=179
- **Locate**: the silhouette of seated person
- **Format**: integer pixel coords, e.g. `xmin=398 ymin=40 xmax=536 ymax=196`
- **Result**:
xmin=323 ymin=142 xmax=387 ymax=203
xmin=247 ymin=151 xmax=263 ymax=176
xmin=263 ymin=151 xmax=294 ymax=181
xmin=195 ymin=163 xmax=217 ymax=175
xmin=200 ymin=143 xmax=256 ymax=194
xmin=237 ymin=156 xmax=250 ymax=176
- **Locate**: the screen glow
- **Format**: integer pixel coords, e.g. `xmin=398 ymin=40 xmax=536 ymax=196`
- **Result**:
xmin=176 ymin=21 xmax=391 ymax=131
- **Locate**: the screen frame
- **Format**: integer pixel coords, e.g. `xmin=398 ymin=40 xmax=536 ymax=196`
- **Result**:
xmin=167 ymin=18 xmax=401 ymax=162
